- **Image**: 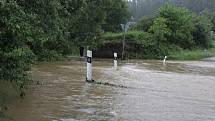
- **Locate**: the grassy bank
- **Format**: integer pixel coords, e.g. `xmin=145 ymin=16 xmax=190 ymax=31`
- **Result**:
xmin=169 ymin=48 xmax=215 ymax=60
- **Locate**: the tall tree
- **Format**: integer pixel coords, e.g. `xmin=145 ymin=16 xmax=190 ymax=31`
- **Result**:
xmin=68 ymin=0 xmax=106 ymax=49
xmin=159 ymin=4 xmax=195 ymax=49
xmin=0 ymin=0 xmax=34 ymax=84
xmin=102 ymin=0 xmax=130 ymax=32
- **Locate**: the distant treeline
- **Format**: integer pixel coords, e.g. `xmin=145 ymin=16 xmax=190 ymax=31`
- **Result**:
xmin=128 ymin=0 xmax=215 ymax=20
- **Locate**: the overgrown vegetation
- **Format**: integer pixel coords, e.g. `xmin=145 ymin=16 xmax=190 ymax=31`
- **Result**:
xmin=0 ymin=0 xmax=129 ymax=85
xmin=0 ymin=1 xmax=35 ymax=86
xmin=99 ymin=4 xmax=215 ymax=59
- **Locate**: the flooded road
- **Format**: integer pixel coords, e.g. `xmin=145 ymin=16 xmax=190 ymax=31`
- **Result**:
xmin=5 ymin=59 xmax=215 ymax=121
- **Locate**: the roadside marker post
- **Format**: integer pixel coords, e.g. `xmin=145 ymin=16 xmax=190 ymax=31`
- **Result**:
xmin=86 ymin=50 xmax=93 ymax=82
xmin=114 ymin=53 xmax=118 ymax=68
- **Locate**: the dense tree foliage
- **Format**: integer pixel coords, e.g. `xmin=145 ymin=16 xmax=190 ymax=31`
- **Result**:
xmin=148 ymin=17 xmax=171 ymax=56
xmin=158 ymin=4 xmax=196 ymax=49
xmin=102 ymin=0 xmax=130 ymax=32
xmin=0 ymin=1 xmax=35 ymax=85
xmin=192 ymin=15 xmax=213 ymax=48
xmin=108 ymin=4 xmax=214 ymax=58
xmin=133 ymin=4 xmax=213 ymax=48
xmin=0 ymin=0 xmax=129 ymax=83
xmin=202 ymin=11 xmax=215 ymax=31
xmin=131 ymin=16 xmax=155 ymax=32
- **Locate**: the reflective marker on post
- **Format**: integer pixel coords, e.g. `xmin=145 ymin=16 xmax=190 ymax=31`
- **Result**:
xmin=114 ymin=53 xmax=117 ymax=68
xmin=86 ymin=50 xmax=93 ymax=82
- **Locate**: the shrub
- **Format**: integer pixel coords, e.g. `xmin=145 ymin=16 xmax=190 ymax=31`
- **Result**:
xmin=0 ymin=48 xmax=35 ymax=86
xmin=0 ymin=1 xmax=35 ymax=85
xmin=36 ymin=50 xmax=62 ymax=62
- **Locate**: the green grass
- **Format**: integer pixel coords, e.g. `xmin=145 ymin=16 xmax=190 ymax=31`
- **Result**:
xmin=101 ymin=31 xmax=142 ymax=43
xmin=169 ymin=48 xmax=215 ymax=60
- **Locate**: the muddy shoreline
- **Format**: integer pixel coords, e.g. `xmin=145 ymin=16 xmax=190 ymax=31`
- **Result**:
xmin=0 ymin=111 xmax=14 ymax=121
xmin=0 ymin=81 xmax=20 ymax=121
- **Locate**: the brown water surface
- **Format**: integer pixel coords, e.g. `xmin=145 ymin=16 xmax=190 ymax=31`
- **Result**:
xmin=5 ymin=59 xmax=215 ymax=121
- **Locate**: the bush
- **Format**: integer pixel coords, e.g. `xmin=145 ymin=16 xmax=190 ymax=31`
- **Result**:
xmin=192 ymin=15 xmax=213 ymax=48
xmin=131 ymin=16 xmax=155 ymax=32
xmin=132 ymin=4 xmax=214 ymax=51
xmin=36 ymin=50 xmax=62 ymax=62
xmin=99 ymin=31 xmax=182 ymax=59
xmin=0 ymin=48 xmax=35 ymax=85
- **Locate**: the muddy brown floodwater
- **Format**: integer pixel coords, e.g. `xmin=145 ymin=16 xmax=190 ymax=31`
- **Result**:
xmin=5 ymin=59 xmax=215 ymax=121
